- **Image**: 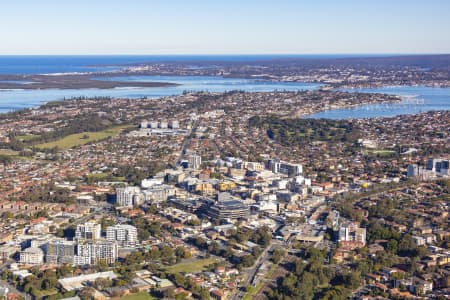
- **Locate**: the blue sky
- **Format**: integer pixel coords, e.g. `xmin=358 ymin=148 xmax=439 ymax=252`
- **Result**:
xmin=1 ymin=0 xmax=449 ymax=54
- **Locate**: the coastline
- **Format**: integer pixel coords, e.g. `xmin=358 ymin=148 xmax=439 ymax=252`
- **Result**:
xmin=0 ymin=73 xmax=179 ymax=90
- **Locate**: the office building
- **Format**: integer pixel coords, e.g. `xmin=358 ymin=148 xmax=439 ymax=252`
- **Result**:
xmin=205 ymin=193 xmax=249 ymax=220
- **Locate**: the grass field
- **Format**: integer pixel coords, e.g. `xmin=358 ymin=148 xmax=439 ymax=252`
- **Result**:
xmin=16 ymin=134 xmax=41 ymax=141
xmin=365 ymin=149 xmax=397 ymax=157
xmin=36 ymin=125 xmax=130 ymax=150
xmin=165 ymin=258 xmax=217 ymax=274
xmin=32 ymin=289 xmax=58 ymax=298
xmin=115 ymin=292 xmax=157 ymax=300
xmin=86 ymin=172 xmax=109 ymax=180
xmin=0 ymin=149 xmax=19 ymax=156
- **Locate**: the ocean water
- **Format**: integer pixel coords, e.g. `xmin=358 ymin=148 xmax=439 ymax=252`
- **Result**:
xmin=0 ymin=75 xmax=321 ymax=113
xmin=0 ymin=54 xmax=370 ymax=75
xmin=307 ymin=86 xmax=450 ymax=119
xmin=0 ymin=55 xmax=449 ymax=117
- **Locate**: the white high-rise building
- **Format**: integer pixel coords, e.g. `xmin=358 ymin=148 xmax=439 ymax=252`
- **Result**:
xmin=74 ymin=241 xmax=118 ymax=265
xmin=159 ymin=121 xmax=168 ymax=129
xmin=140 ymin=121 xmax=148 ymax=128
xmin=407 ymin=164 xmax=420 ymax=178
xmin=116 ymin=186 xmax=143 ymax=207
xmin=188 ymin=154 xmax=202 ymax=169
xmin=106 ymin=224 xmax=138 ymax=247
xmin=169 ymin=120 xmax=180 ymax=129
xmin=149 ymin=121 xmax=158 ymax=129
xmin=19 ymin=247 xmax=44 ymax=265
xmin=45 ymin=239 xmax=76 ymax=264
xmin=426 ymin=158 xmax=450 ymax=176
xmin=268 ymin=159 xmax=303 ymax=177
xmin=75 ymin=222 xmax=101 ymax=240
xmin=338 ymin=222 xmax=366 ymax=247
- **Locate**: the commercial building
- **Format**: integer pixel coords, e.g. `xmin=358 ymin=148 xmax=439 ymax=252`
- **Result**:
xmin=205 ymin=193 xmax=249 ymax=220
xmin=59 ymin=271 xmax=118 ymax=291
xmin=106 ymin=224 xmax=138 ymax=248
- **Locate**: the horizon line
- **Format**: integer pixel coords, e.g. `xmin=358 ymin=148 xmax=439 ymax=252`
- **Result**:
xmin=0 ymin=52 xmax=449 ymax=57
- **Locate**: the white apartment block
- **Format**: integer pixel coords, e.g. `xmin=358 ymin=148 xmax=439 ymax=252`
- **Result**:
xmin=75 ymin=240 xmax=118 ymax=265
xmin=19 ymin=247 xmax=44 ymax=265
xmin=75 ymin=222 xmax=102 ymax=240
xmin=116 ymin=186 xmax=144 ymax=207
xmin=44 ymin=239 xmax=76 ymax=264
xmin=106 ymin=224 xmax=138 ymax=247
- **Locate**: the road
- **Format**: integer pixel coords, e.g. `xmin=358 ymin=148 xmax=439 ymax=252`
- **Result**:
xmin=177 ymin=120 xmax=198 ymax=166
xmin=231 ymin=239 xmax=283 ymax=300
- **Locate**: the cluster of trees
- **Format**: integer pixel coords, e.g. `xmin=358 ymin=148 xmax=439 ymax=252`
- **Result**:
xmin=367 ymin=220 xmax=431 ymax=260
xmin=190 ymin=226 xmax=272 ymax=269
xmin=268 ymin=247 xmax=357 ymax=300
xmin=2 ymin=265 xmax=76 ymax=300
xmin=0 ymin=154 xmax=13 ymax=164
xmin=165 ymin=273 xmax=211 ymax=300
xmin=249 ymin=116 xmax=359 ymax=146
xmin=271 ymin=247 xmax=286 ymax=264
xmin=192 ymin=235 xmax=264 ymax=269
xmin=120 ymin=244 xmax=192 ymax=269
xmin=114 ymin=160 xmax=167 ymax=186
xmin=131 ymin=215 xmax=163 ymax=240
xmin=225 ymin=226 xmax=272 ymax=248
xmin=19 ymin=183 xmax=75 ymax=204
xmin=2 ymin=113 xmax=117 ymax=151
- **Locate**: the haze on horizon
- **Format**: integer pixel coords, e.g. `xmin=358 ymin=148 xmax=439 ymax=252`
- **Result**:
xmin=1 ymin=0 xmax=449 ymax=55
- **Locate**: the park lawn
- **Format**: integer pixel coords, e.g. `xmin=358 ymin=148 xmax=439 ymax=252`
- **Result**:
xmin=35 ymin=125 xmax=130 ymax=150
xmin=372 ymin=149 xmax=396 ymax=154
xmin=0 ymin=149 xmax=19 ymax=155
xmin=165 ymin=257 xmax=217 ymax=274
xmin=86 ymin=172 xmax=109 ymax=180
xmin=243 ymin=284 xmax=263 ymax=300
xmin=31 ymin=288 xmax=58 ymax=298
xmin=115 ymin=292 xmax=158 ymax=300
xmin=365 ymin=149 xmax=396 ymax=157
xmin=16 ymin=134 xmax=41 ymax=141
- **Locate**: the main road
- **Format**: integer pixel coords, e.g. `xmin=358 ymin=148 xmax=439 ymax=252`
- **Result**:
xmin=231 ymin=239 xmax=283 ymax=300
